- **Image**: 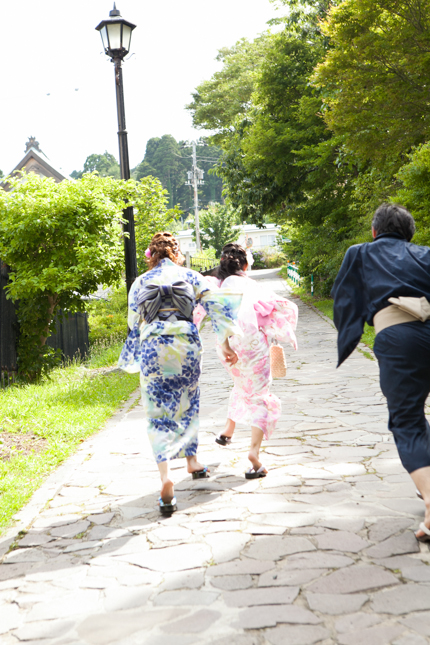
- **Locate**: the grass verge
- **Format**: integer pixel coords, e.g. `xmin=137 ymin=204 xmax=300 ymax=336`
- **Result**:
xmin=285 ymin=280 xmax=376 ymax=351
xmin=0 ymin=342 xmax=139 ymax=534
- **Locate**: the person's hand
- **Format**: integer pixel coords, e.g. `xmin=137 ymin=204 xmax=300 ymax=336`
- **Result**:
xmin=220 ymin=338 xmax=238 ymax=365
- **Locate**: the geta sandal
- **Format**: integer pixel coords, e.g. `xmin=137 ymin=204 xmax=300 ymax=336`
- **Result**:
xmin=416 ymin=522 xmax=430 ymax=543
xmin=245 ymin=465 xmax=267 ymax=480
xmin=192 ymin=466 xmax=210 ymax=480
xmin=215 ymin=434 xmax=232 ymax=446
xmin=159 ymin=496 xmax=177 ymax=515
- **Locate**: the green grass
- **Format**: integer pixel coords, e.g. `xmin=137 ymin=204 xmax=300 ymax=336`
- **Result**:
xmin=278 ymin=265 xmax=289 ymax=279
xmin=311 ymin=299 xmax=334 ymax=320
xmin=0 ymin=343 xmax=139 ymax=533
xmin=284 ymin=281 xmax=376 ymax=351
xmin=311 ymin=299 xmax=376 ymax=350
xmin=86 ymin=338 xmax=126 ymax=369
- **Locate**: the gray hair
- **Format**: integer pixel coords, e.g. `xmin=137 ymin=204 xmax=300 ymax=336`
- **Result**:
xmin=372 ymin=203 xmax=415 ymax=242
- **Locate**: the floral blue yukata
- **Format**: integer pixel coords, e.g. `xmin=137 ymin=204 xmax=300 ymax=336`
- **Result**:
xmin=118 ymin=258 xmax=241 ymax=463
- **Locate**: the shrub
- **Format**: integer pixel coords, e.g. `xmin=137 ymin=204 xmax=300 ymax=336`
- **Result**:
xmin=249 ymin=246 xmax=285 ymax=269
xmin=260 ymin=246 xmax=286 ymax=268
xmin=250 ymin=249 xmax=266 ymax=269
xmin=190 ymin=203 xmax=240 ymax=257
xmin=0 ymin=171 xmax=176 ymax=380
xmin=87 ymin=285 xmax=128 ymax=345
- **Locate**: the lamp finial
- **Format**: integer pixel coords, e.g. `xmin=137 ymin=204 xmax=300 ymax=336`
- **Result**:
xmin=109 ymin=3 xmax=121 ymax=17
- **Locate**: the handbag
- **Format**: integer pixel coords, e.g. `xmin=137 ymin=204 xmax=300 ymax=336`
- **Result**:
xmin=270 ymin=340 xmax=287 ymax=378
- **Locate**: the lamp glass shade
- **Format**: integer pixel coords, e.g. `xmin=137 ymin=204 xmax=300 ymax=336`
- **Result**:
xmin=100 ymin=25 xmax=109 ymax=51
xmin=96 ymin=11 xmax=136 ymax=58
xmin=107 ymin=22 xmax=122 ymax=50
xmin=122 ymin=24 xmax=132 ymax=53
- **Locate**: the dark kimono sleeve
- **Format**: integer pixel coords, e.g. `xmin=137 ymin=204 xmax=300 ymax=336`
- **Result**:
xmin=331 ymin=247 xmax=366 ymax=367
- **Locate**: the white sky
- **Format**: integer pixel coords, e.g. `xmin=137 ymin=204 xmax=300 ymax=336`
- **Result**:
xmin=1 ymin=0 xmax=283 ymax=176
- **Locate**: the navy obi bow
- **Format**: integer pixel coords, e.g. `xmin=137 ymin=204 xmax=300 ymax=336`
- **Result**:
xmin=136 ymin=281 xmax=195 ymax=324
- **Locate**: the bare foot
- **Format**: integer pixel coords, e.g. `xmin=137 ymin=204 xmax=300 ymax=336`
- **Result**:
xmin=248 ymin=450 xmax=267 ymax=473
xmin=409 ymin=466 xmax=430 ymax=540
xmin=247 ymin=426 xmax=266 ymax=473
xmin=416 ymin=500 xmax=430 ymax=540
xmin=160 ymin=478 xmax=174 ymax=504
xmin=186 ymin=455 xmax=209 ymax=474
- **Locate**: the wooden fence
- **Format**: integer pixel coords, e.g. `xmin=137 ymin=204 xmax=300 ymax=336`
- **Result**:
xmin=0 ymin=263 xmax=89 ymax=384
xmin=0 ymin=264 xmax=18 ymax=386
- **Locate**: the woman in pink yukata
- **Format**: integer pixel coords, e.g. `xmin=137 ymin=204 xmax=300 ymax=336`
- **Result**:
xmin=194 ymin=243 xmax=298 ymax=479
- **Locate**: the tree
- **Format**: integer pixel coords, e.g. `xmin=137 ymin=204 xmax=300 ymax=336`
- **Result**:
xmin=0 ymin=172 xmax=175 ymax=379
xmin=223 ymin=32 xmax=331 ymax=223
xmin=393 ymin=142 xmax=430 ymax=247
xmin=70 ymin=151 xmax=120 ymax=179
xmin=313 ymin=0 xmax=430 ymax=164
xmin=134 ymin=135 xmax=186 ymax=209
xmin=134 ymin=135 xmax=224 ymax=212
xmin=187 ymin=36 xmax=271 ymax=147
xmin=193 ymin=203 xmax=240 ymax=257
xmin=186 ymin=1 xmax=366 ymax=293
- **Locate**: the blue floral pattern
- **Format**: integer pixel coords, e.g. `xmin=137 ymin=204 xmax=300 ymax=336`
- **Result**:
xmin=118 ymin=259 xmax=241 ymax=463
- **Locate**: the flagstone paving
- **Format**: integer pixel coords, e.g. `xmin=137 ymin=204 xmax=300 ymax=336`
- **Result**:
xmin=1 ymin=270 xmax=430 ymax=644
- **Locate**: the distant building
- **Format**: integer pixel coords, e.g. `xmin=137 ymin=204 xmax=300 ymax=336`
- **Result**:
xmin=176 ymin=229 xmax=197 ymax=253
xmin=3 ymin=137 xmax=69 ymax=190
xmin=176 ymin=223 xmax=281 ymax=254
xmin=235 ymin=223 xmax=281 ymax=250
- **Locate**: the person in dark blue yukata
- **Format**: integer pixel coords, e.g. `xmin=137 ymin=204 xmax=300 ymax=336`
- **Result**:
xmin=332 ymin=203 xmax=430 ymax=542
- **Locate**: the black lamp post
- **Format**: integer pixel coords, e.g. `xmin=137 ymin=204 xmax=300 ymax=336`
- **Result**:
xmin=96 ymin=4 xmax=137 ymax=294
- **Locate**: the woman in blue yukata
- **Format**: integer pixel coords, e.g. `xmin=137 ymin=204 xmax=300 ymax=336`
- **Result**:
xmin=118 ymin=232 xmax=241 ymax=514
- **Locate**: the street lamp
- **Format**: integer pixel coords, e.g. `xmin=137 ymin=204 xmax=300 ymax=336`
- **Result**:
xmin=96 ymin=4 xmax=137 ymax=294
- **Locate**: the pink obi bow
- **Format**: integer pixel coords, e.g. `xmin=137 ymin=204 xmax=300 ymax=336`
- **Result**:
xmin=254 ymin=300 xmax=276 ymax=328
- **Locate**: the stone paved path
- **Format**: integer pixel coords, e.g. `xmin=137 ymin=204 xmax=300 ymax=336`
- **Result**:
xmin=1 ymin=273 xmax=430 ymax=645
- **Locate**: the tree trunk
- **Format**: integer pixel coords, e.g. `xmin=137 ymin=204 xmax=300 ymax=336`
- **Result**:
xmin=39 ymin=295 xmax=58 ymax=346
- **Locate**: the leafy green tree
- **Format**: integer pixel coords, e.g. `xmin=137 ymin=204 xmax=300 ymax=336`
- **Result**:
xmin=71 ymin=151 xmax=120 ymax=179
xmin=313 ymin=0 xmax=430 ymax=164
xmin=187 ymin=4 xmax=340 ymax=223
xmin=226 ymin=32 xmax=331 ymax=223
xmin=135 ymin=136 xmax=182 ymax=208
xmin=187 ymin=36 xmax=270 ymax=147
xmin=187 ymin=1 xmax=364 ymax=293
xmin=193 ymin=203 xmax=240 ymax=257
xmin=393 ymin=142 xmax=430 ymax=247
xmin=134 ymin=135 xmax=223 ymax=212
xmin=188 ymin=0 xmax=430 ymax=295
xmin=0 ymin=172 xmax=174 ymax=379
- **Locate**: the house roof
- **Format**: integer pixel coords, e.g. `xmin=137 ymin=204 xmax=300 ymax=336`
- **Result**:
xmin=177 ymin=224 xmax=280 ymax=238
xmin=233 ymin=223 xmax=280 ymax=233
xmin=7 ymin=137 xmax=69 ymax=184
xmin=176 ymin=229 xmax=194 ymax=238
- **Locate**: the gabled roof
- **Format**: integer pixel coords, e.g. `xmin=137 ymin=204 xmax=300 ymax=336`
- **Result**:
xmin=7 ymin=138 xmax=69 ymax=185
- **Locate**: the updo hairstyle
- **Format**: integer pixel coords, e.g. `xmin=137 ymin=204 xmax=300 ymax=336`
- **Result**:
xmin=146 ymin=232 xmax=184 ymax=269
xmin=217 ymin=243 xmax=248 ymax=282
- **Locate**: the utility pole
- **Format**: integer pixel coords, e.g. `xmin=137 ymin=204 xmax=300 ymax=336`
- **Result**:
xmin=185 ymin=140 xmax=204 ymax=252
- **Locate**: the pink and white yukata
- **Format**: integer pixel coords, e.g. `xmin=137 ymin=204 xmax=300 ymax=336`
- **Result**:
xmin=194 ymin=273 xmax=298 ymax=439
